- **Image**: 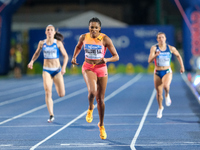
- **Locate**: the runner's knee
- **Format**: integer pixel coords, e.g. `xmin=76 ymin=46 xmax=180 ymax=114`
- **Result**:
xmin=97 ymin=98 xmax=105 ymax=105
xmin=163 ymin=85 xmax=169 ymax=92
xmin=45 ymin=90 xmax=52 ymax=98
xmin=58 ymin=91 xmax=65 ymax=97
xmin=88 ymin=90 xmax=97 ymax=99
xmin=156 ymin=90 xmax=163 ymax=97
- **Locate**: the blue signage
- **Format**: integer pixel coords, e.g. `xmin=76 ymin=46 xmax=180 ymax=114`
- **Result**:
xmin=29 ymin=26 xmax=174 ymax=68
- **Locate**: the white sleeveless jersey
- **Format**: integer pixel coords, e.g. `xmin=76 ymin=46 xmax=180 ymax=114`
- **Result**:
xmin=154 ymin=44 xmax=172 ymax=67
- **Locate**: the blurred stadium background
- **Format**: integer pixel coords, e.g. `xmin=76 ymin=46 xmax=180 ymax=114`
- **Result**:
xmin=0 ymin=0 xmax=200 ymax=80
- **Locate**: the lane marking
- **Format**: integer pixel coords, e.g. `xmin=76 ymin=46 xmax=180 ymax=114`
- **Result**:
xmin=0 ymin=79 xmax=42 ymax=90
xmin=60 ymin=143 xmax=109 ymax=146
xmin=0 ymin=144 xmax=12 ymax=147
xmin=60 ymin=143 xmax=130 ymax=148
xmin=1 ymin=112 xmax=198 ymax=118
xmin=0 ymin=82 xmax=43 ymax=96
xmin=35 ymin=144 xmax=129 ymax=149
xmin=0 ymin=75 xmax=80 ymax=96
xmin=137 ymin=141 xmax=200 ymax=146
xmin=60 ymin=141 xmax=200 ymax=147
xmin=0 ymin=74 xmax=121 ymax=126
xmin=130 ymin=89 xmax=156 ymax=150
xmin=0 ymin=75 xmax=76 ymax=91
xmin=0 ymin=91 xmax=44 ymax=106
xmin=30 ymin=74 xmax=142 ymax=150
xmin=0 ymin=79 xmax=85 ymax=106
xmin=0 ymin=88 xmax=87 ymax=126
xmin=0 ymin=74 xmax=121 ymax=107
xmin=0 ymin=121 xmax=199 ymax=128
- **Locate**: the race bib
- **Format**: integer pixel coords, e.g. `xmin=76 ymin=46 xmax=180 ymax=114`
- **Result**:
xmin=84 ymin=44 xmax=103 ymax=59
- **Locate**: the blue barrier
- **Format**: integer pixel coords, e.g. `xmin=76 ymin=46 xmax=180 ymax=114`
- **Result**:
xmin=0 ymin=0 xmax=26 ymax=75
xmin=29 ymin=26 xmax=174 ymax=69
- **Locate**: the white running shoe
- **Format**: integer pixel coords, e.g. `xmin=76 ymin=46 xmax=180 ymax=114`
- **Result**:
xmin=157 ymin=106 xmax=164 ymax=119
xmin=47 ymin=115 xmax=54 ymax=123
xmin=165 ymin=94 xmax=171 ymax=106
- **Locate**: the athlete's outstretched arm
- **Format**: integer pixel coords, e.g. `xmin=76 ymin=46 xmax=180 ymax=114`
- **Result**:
xmin=170 ymin=46 xmax=185 ymax=73
xmin=27 ymin=40 xmax=43 ymax=69
xmin=71 ymin=34 xmax=85 ymax=65
xmin=102 ymin=35 xmax=119 ymax=63
xmin=57 ymin=40 xmax=69 ymax=75
xmin=148 ymin=46 xmax=160 ymax=63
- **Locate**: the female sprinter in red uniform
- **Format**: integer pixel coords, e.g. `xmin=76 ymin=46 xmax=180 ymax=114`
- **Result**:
xmin=148 ymin=32 xmax=185 ymax=118
xmin=28 ymin=25 xmax=68 ymax=122
xmin=71 ymin=17 xmax=119 ymax=139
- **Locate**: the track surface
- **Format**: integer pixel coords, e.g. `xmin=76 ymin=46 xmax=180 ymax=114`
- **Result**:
xmin=0 ymin=73 xmax=199 ymax=150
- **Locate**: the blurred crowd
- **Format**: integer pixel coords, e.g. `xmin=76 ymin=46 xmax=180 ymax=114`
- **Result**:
xmin=9 ymin=44 xmax=23 ymax=78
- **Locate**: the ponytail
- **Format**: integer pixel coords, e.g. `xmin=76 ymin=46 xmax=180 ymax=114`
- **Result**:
xmin=46 ymin=25 xmax=64 ymax=42
xmin=54 ymin=31 xmax=64 ymax=42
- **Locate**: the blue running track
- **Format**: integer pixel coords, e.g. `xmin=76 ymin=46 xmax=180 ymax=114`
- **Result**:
xmin=0 ymin=73 xmax=199 ymax=150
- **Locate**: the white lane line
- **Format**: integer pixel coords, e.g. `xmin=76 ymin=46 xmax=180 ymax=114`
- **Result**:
xmin=137 ymin=141 xmax=200 ymax=146
xmin=0 ymin=75 xmax=121 ymax=106
xmin=0 ymin=75 xmax=76 ymax=91
xmin=30 ymin=74 xmax=142 ymax=150
xmin=130 ymin=89 xmax=156 ymax=150
xmin=0 ymin=88 xmax=87 ymax=125
xmin=0 ymin=79 xmax=85 ymax=106
xmin=0 ymin=75 xmax=79 ymax=96
xmin=104 ymin=74 xmax=142 ymax=103
xmin=0 ymin=82 xmax=43 ymax=96
xmin=181 ymin=73 xmax=200 ymax=103
xmin=0 ymin=74 xmax=121 ymax=125
xmin=0 ymin=77 xmax=83 ymax=97
xmin=0 ymin=144 xmax=12 ymax=147
xmin=60 ymin=143 xmax=129 ymax=148
xmin=37 ymin=144 xmax=129 ymax=149
xmin=0 ymin=91 xmax=44 ymax=106
xmin=0 ymin=122 xmax=197 ymax=128
xmin=19 ymin=113 xmax=185 ymax=118
xmin=61 ymin=143 xmax=109 ymax=146
xmin=0 ymin=79 xmax=41 ymax=90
